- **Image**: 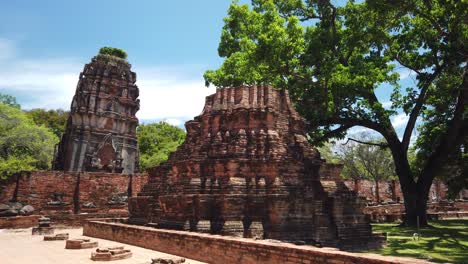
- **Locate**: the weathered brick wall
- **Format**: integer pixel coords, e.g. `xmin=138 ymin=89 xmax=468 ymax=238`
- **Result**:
xmin=130 ymin=174 xmax=149 ymax=198
xmin=319 ymin=163 xmax=344 ymax=180
xmin=0 ymin=176 xmax=20 ymax=204
xmin=79 ymin=173 xmax=130 ymax=208
xmin=0 ymin=171 xmax=457 ymax=216
xmin=0 ymin=171 xmax=148 ymax=215
xmin=0 ymin=215 xmax=41 ymax=229
xmin=18 ymin=171 xmax=77 ymax=211
xmin=84 ymin=220 xmax=430 ymax=264
xmin=342 ymin=179 xmax=448 ymax=203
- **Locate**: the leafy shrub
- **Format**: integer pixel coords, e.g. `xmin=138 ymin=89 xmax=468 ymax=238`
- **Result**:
xmin=98 ymin=47 xmax=128 ymax=59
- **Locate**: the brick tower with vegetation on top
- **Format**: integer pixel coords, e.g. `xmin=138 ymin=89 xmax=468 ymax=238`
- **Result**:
xmin=53 ymin=47 xmax=140 ymax=174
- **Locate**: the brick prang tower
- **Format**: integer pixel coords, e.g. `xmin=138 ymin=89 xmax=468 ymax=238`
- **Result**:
xmin=53 ymin=54 xmax=140 ymax=174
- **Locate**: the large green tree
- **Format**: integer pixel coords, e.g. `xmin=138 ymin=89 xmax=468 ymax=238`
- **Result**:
xmin=0 ymin=103 xmax=58 ymax=180
xmin=137 ymin=122 xmax=186 ymax=171
xmin=205 ymin=0 xmax=467 ymax=226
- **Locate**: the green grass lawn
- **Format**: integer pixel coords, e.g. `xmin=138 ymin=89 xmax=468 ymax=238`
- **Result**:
xmin=369 ymin=219 xmax=468 ymax=263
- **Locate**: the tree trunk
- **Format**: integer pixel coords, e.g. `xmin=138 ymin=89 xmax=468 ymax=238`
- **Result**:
xmin=401 ymin=184 xmax=430 ymax=227
xmin=375 ymin=180 xmax=380 ymax=204
xmin=388 ymin=140 xmax=430 ymax=227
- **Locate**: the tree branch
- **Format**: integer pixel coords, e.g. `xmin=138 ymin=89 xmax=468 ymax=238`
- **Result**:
xmin=342 ymin=138 xmax=389 ymax=148
xmin=319 ymin=116 xmax=386 ymax=135
xmin=395 ymin=55 xmax=421 ymax=75
xmin=311 ymin=124 xmax=352 ymax=144
xmin=401 ymin=64 xmax=445 ymax=152
xmin=418 ymin=65 xmax=468 ymax=192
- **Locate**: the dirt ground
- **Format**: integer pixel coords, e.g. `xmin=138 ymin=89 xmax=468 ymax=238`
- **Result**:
xmin=0 ymin=227 xmax=205 ymax=264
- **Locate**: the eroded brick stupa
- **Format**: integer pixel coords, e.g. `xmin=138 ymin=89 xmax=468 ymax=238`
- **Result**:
xmin=53 ymin=54 xmax=140 ymax=174
xmin=129 ymin=85 xmax=382 ymax=249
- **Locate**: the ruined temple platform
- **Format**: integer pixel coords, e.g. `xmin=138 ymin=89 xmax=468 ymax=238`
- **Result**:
xmin=0 ymin=227 xmax=204 ymax=264
xmin=83 ymin=219 xmax=431 ymax=264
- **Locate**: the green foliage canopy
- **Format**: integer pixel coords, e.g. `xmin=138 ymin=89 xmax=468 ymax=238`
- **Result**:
xmin=137 ymin=122 xmax=186 ymax=171
xmin=0 ymin=103 xmax=58 ymax=179
xmin=98 ymin=47 xmax=128 ymax=59
xmin=26 ymin=109 xmax=69 ymax=138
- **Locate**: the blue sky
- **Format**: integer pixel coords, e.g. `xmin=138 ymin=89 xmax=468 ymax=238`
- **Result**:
xmin=0 ymin=0 xmax=237 ymax=126
xmin=0 ymin=1 xmax=229 ymax=66
xmin=0 ymin=0 xmax=414 ymax=133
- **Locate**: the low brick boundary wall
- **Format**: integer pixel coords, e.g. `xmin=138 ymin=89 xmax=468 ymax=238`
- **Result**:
xmin=0 ymin=215 xmax=40 ymax=229
xmin=83 ymin=220 xmax=430 ymax=264
xmin=49 ymin=213 xmax=128 ymax=227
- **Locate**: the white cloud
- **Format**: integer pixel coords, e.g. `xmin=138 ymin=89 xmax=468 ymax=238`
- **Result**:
xmin=347 ymin=126 xmax=372 ymax=135
xmin=396 ymin=67 xmax=417 ymax=80
xmin=391 ymin=113 xmax=409 ymax=128
xmin=0 ymin=38 xmax=216 ymax=122
xmin=135 ymin=67 xmax=215 ymax=120
xmin=342 ymin=113 xmax=410 ymax=140
xmin=162 ymin=118 xmax=184 ymax=127
xmin=0 ymin=58 xmax=81 ymax=109
xmin=381 ymin=101 xmax=392 ymax=108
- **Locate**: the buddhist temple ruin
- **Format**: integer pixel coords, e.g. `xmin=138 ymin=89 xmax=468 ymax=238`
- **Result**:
xmin=129 ymin=85 xmax=383 ymax=250
xmin=53 ymin=53 xmax=140 ymax=174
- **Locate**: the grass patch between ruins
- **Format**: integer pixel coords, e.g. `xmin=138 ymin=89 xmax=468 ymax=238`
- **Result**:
xmin=368 ymin=219 xmax=468 ymax=263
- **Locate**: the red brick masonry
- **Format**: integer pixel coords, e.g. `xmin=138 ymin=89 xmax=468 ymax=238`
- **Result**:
xmin=0 ymin=215 xmax=40 ymax=229
xmin=0 ymin=171 xmax=148 ymax=214
xmin=84 ymin=220 xmax=430 ymax=264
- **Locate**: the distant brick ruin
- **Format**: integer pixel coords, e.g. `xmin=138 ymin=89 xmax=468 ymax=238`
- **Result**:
xmin=129 ymin=85 xmax=384 ymax=250
xmin=53 ymin=54 xmax=140 ymax=174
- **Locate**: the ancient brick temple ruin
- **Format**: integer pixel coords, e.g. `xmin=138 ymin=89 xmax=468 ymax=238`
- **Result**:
xmin=53 ymin=54 xmax=140 ymax=174
xmin=129 ymin=85 xmax=383 ymax=250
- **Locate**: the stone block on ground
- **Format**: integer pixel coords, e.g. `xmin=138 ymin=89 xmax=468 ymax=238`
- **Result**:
xmin=65 ymin=238 xmax=99 ymax=249
xmin=32 ymin=227 xmax=54 ymax=235
xmin=44 ymin=233 xmax=69 ymax=241
xmin=38 ymin=216 xmax=51 ymax=227
xmin=91 ymin=246 xmax=132 ymax=261
xmin=0 ymin=202 xmax=29 ymax=217
xmin=152 ymin=257 xmax=186 ymax=264
xmin=19 ymin=205 xmax=35 ymax=216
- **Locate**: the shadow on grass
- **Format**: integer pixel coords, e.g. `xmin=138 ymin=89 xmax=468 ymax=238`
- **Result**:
xmin=368 ymin=219 xmax=468 ymax=264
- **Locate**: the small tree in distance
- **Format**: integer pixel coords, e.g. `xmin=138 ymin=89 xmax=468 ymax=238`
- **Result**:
xmin=0 ymin=92 xmax=21 ymax=109
xmin=337 ymin=133 xmax=396 ymax=204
